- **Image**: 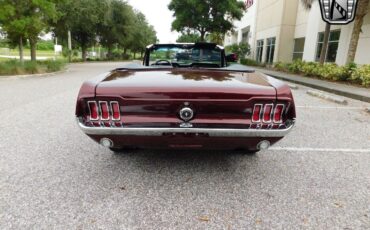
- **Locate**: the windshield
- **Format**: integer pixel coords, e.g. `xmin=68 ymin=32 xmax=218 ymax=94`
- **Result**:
xmin=149 ymin=46 xmax=222 ymax=67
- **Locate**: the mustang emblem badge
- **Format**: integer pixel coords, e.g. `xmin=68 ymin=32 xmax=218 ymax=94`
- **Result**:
xmin=318 ymin=0 xmax=358 ymax=25
xmin=179 ymin=107 xmax=194 ymax=122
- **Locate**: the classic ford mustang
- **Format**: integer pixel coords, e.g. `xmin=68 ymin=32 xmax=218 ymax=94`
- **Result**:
xmin=76 ymin=43 xmax=296 ymax=153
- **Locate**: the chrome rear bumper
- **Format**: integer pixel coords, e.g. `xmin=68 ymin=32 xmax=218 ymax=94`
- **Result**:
xmin=77 ymin=118 xmax=295 ymax=138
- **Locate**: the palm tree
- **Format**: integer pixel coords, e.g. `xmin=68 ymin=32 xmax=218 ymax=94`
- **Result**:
xmin=301 ymin=0 xmax=331 ymax=65
xmin=346 ymin=0 xmax=370 ymax=64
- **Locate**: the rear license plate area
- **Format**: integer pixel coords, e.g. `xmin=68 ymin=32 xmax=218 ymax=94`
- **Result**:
xmin=162 ymin=132 xmax=209 ymax=137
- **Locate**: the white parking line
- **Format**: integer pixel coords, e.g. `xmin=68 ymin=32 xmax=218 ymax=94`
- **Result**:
xmin=270 ymin=147 xmax=370 ymax=153
xmin=296 ymin=106 xmax=365 ymax=110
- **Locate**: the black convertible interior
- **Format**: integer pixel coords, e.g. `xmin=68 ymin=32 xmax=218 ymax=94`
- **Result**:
xmin=144 ymin=43 xmax=228 ymax=68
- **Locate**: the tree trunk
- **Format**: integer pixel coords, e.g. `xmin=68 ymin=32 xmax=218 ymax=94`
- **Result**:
xmin=19 ymin=36 xmax=24 ymax=64
xmin=319 ymin=23 xmax=331 ymax=65
xmin=82 ymin=47 xmax=87 ymax=62
xmin=30 ymin=38 xmax=37 ymax=62
xmin=200 ymin=30 xmax=206 ymax=42
xmin=346 ymin=0 xmax=370 ymax=64
xmin=133 ymin=52 xmax=136 ymax=59
xmin=107 ymin=44 xmax=113 ymax=59
xmin=140 ymin=51 xmax=143 ymax=58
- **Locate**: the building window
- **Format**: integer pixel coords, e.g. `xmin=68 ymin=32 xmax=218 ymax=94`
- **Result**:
xmin=256 ymin=39 xmax=264 ymax=63
xmin=293 ymin=38 xmax=305 ymax=60
xmin=265 ymin=37 xmax=276 ymax=64
xmin=315 ymin=30 xmax=341 ymax=62
xmin=242 ymin=31 xmax=249 ymax=44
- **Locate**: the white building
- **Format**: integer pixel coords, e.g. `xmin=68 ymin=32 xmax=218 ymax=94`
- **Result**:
xmin=224 ymin=1 xmax=258 ymax=58
xmin=225 ymin=0 xmax=370 ymax=65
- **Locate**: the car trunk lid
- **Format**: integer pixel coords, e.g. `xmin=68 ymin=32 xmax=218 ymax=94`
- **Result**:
xmin=96 ymin=69 xmax=277 ymax=100
xmin=93 ymin=69 xmax=278 ymax=128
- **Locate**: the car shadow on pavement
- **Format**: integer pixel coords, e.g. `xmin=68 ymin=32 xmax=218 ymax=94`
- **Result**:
xmin=109 ymin=149 xmax=260 ymax=174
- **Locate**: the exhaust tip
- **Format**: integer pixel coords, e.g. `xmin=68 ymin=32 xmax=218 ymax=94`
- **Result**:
xmin=100 ymin=138 xmax=114 ymax=148
xmin=257 ymin=140 xmax=271 ymax=150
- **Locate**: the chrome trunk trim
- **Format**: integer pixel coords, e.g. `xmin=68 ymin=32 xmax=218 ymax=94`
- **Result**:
xmin=77 ymin=118 xmax=295 ymax=138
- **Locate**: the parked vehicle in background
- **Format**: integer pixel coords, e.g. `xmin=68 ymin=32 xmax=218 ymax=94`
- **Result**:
xmin=226 ymin=53 xmax=238 ymax=62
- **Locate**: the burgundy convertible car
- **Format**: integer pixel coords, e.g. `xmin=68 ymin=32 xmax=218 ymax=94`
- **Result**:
xmin=76 ymin=43 xmax=296 ymax=153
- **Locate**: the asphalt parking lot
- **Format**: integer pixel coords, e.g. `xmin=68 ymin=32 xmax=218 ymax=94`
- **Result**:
xmin=0 ymin=62 xmax=369 ymax=229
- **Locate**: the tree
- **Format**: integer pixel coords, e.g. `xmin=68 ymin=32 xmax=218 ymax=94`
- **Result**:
xmin=54 ymin=0 xmax=107 ymax=61
xmin=225 ymin=42 xmax=250 ymax=58
xmin=346 ymin=0 xmax=370 ymax=64
xmin=0 ymin=0 xmax=59 ymax=62
xmin=301 ymin=0 xmax=330 ymax=65
xmin=0 ymin=0 xmax=29 ymax=62
xmin=126 ymin=12 xmax=157 ymax=59
xmin=176 ymin=31 xmax=201 ymax=43
xmin=98 ymin=0 xmax=135 ymax=59
xmin=168 ymin=0 xmax=246 ymax=41
xmin=207 ymin=32 xmax=224 ymax=44
xmin=139 ymin=24 xmax=157 ymax=57
xmin=54 ymin=0 xmax=156 ymax=61
xmin=26 ymin=0 xmax=59 ymax=61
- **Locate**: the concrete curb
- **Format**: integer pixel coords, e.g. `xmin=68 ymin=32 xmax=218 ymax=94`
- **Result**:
xmin=0 ymin=68 xmax=69 ymax=79
xmin=288 ymin=84 xmax=299 ymax=90
xmin=307 ymin=90 xmax=348 ymax=105
xmin=256 ymin=69 xmax=370 ymax=103
xmin=270 ymin=73 xmax=369 ymax=103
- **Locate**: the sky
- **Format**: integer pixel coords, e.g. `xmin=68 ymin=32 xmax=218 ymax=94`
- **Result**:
xmin=127 ymin=0 xmax=179 ymax=43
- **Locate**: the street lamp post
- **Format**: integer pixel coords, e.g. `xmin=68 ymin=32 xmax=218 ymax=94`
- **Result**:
xmin=68 ymin=30 xmax=72 ymax=62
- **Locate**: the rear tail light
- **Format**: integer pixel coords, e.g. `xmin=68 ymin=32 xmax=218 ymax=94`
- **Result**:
xmin=273 ymin=104 xmax=285 ymax=123
xmin=263 ymin=104 xmax=273 ymax=123
xmin=252 ymin=103 xmax=285 ymax=124
xmin=252 ymin=104 xmax=262 ymax=122
xmin=99 ymin=101 xmax=110 ymax=120
xmin=88 ymin=101 xmax=99 ymax=121
xmin=111 ymin=102 xmax=121 ymax=120
xmin=87 ymin=100 xmax=121 ymax=121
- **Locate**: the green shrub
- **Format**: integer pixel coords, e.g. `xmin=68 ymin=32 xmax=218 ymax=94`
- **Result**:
xmin=71 ymin=57 xmax=84 ymax=62
xmin=286 ymin=59 xmax=305 ymax=73
xmin=121 ymin=53 xmax=131 ymax=60
xmin=269 ymin=60 xmax=368 ymax=87
xmin=44 ymin=60 xmax=66 ymax=72
xmin=0 ymin=59 xmax=65 ymax=76
xmin=113 ymin=50 xmax=123 ymax=60
xmin=225 ymin=43 xmax=251 ymax=59
xmin=352 ymin=65 xmax=370 ymax=87
xmin=24 ymin=61 xmax=41 ymax=74
xmin=240 ymin=58 xmax=264 ymax=67
xmin=315 ymin=63 xmax=333 ymax=79
xmin=311 ymin=63 xmax=347 ymax=81
xmin=37 ymin=40 xmax=54 ymax=51
xmin=0 ymin=60 xmax=25 ymax=75
xmin=300 ymin=62 xmax=320 ymax=76
xmin=274 ymin=62 xmax=289 ymax=72
xmin=340 ymin=62 xmax=357 ymax=81
xmin=62 ymin=49 xmax=79 ymax=58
